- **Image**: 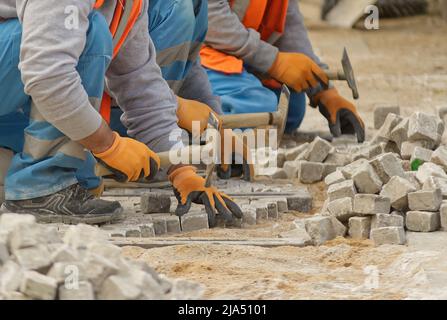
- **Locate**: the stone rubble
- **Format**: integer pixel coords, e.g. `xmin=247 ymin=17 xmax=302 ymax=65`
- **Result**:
xmin=289 ymin=111 xmax=447 ymax=247
xmin=0 ymin=214 xmax=204 ymax=300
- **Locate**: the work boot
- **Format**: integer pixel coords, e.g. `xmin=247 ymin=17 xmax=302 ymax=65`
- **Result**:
xmin=2 ymin=184 xmax=124 ymax=225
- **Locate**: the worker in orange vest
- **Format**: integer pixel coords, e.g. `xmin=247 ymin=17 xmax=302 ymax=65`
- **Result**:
xmin=198 ymin=0 xmax=365 ymax=143
xmin=0 ymin=0 xmax=243 ymax=226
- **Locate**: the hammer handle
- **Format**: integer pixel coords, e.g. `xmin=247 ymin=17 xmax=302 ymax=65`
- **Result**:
xmin=326 ymin=70 xmax=346 ymax=81
xmin=95 ymin=145 xmax=203 ymax=178
xmin=220 ymin=112 xmax=272 ymax=129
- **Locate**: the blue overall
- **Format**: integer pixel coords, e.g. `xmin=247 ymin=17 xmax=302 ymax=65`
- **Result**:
xmin=205 ymin=67 xmax=307 ymax=134
xmin=0 ymin=12 xmax=112 ymax=200
xmin=110 ymin=0 xmax=208 ymax=136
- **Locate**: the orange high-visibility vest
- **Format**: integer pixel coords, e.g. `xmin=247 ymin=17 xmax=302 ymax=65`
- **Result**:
xmin=95 ymin=0 xmax=143 ymax=123
xmin=200 ymin=0 xmax=289 ymax=75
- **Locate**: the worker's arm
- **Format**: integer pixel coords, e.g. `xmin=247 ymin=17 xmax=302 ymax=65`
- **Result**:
xmin=178 ymin=59 xmax=223 ymax=115
xmin=105 ymin=3 xmax=184 ymax=153
xmin=18 ymin=0 xmax=103 ymax=142
xmin=276 ymin=0 xmax=331 ymax=97
xmin=205 ymin=0 xmax=278 ymax=73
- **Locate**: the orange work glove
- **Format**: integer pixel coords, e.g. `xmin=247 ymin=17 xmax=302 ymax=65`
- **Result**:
xmin=93 ymin=132 xmax=160 ymax=182
xmin=169 ymin=165 xmax=243 ymax=227
xmin=268 ymin=52 xmax=329 ymax=92
xmin=176 ymin=97 xmax=254 ymax=181
xmin=177 ymin=97 xmax=218 ymax=139
xmin=313 ymin=88 xmax=365 ymax=143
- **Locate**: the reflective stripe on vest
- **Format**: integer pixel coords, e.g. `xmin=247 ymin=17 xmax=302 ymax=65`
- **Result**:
xmin=94 ymin=0 xmax=143 ymax=122
xmin=200 ymin=0 xmax=288 ymax=74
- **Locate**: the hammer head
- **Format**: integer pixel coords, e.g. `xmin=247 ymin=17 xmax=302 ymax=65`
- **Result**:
xmin=276 ymin=85 xmax=291 ymax=144
xmin=342 ymin=47 xmax=359 ymax=100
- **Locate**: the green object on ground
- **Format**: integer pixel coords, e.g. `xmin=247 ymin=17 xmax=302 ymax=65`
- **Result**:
xmin=411 ymin=159 xmax=424 ymax=171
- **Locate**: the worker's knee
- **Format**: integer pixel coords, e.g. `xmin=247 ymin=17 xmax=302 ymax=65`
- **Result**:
xmin=83 ymin=11 xmax=113 ymax=60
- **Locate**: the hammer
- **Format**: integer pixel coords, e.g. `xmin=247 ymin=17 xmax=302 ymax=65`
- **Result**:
xmin=219 ymin=85 xmax=291 ymax=144
xmin=325 ymin=48 xmax=359 ymax=100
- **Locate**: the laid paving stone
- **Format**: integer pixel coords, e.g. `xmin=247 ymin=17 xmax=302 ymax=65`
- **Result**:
xmin=327 ymin=180 xmax=356 ymax=202
xmin=275 ymin=198 xmax=288 ymax=213
xmin=374 ymin=105 xmax=400 ymax=129
xmin=298 ymin=161 xmax=324 ymax=184
xmin=369 ymin=153 xmax=405 ymax=183
xmin=125 ymin=228 xmax=141 ymax=238
xmin=370 ymin=227 xmax=406 ymax=246
xmin=371 ymin=213 xmax=404 ymax=229
xmin=406 ymin=211 xmax=441 ymax=232
xmin=180 ymin=213 xmax=209 ymax=232
xmin=58 ymin=281 xmax=95 ymax=300
xmin=287 ymin=190 xmax=313 ymax=213
xmin=408 ymin=189 xmax=442 ymax=212
xmin=431 ymin=146 xmax=447 ymax=171
xmin=241 ymin=207 xmax=257 ymax=226
xmin=353 ymin=194 xmax=391 ymax=215
xmin=304 ymin=216 xmax=336 ymax=245
xmin=150 ymin=216 xmax=168 ymax=235
xmin=327 ymin=197 xmax=355 ymax=222
xmin=407 ymin=112 xmax=441 ymax=144
xmin=416 ymin=162 xmax=447 ymax=185
xmin=140 ymin=193 xmax=171 ymax=214
xmin=20 ymin=271 xmax=58 ymax=300
xmin=304 ymin=137 xmax=332 ymax=163
xmin=98 ymin=275 xmax=142 ymax=300
xmin=285 ymin=143 xmax=309 ymax=161
xmin=340 ymin=159 xmax=369 ymax=179
xmin=267 ymin=202 xmax=278 ymax=219
xmin=410 ymin=146 xmax=433 ymax=164
xmin=352 ymin=162 xmax=383 ymax=194
xmin=324 ymin=170 xmax=345 ymax=186
xmin=140 ymin=224 xmax=156 ymax=237
xmin=13 ymin=245 xmax=52 ymax=273
xmin=255 ymin=206 xmax=268 ymax=220
xmin=348 ymin=217 xmax=371 ymax=239
xmin=390 ymin=118 xmax=409 ymax=148
xmin=441 ymin=203 xmax=447 ymax=231
xmin=380 ymin=176 xmax=417 ymax=211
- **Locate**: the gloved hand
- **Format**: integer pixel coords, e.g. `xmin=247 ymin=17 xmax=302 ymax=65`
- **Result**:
xmin=176 ymin=97 xmax=254 ymax=181
xmin=313 ymin=88 xmax=365 ymax=143
xmin=169 ymin=165 xmax=243 ymax=227
xmin=268 ymin=52 xmax=329 ymax=92
xmin=217 ymin=129 xmax=254 ymax=182
xmin=93 ymin=132 xmax=160 ymax=182
xmin=177 ymin=97 xmax=217 ymax=139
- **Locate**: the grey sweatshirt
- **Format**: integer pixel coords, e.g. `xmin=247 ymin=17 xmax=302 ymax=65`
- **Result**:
xmin=205 ymin=0 xmax=329 ymax=96
xmin=0 ymin=0 xmax=181 ymax=152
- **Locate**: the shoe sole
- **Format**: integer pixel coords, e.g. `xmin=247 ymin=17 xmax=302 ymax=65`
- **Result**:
xmin=0 ymin=204 xmax=125 ymax=225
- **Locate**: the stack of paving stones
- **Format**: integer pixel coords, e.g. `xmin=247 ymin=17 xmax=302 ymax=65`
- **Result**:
xmin=283 ymin=110 xmax=447 ymax=247
xmin=101 ymin=183 xmax=313 ymax=238
xmin=0 ymin=213 xmax=204 ymax=300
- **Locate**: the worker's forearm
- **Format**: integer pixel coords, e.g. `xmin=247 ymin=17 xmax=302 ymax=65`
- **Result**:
xmin=77 ymin=121 xmax=115 ymax=154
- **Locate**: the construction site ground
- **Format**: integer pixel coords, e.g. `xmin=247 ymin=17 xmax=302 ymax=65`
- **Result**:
xmin=121 ymin=6 xmax=447 ymax=299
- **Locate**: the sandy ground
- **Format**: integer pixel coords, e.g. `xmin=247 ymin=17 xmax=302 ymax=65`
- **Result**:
xmin=122 ymin=6 xmax=447 ymax=300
